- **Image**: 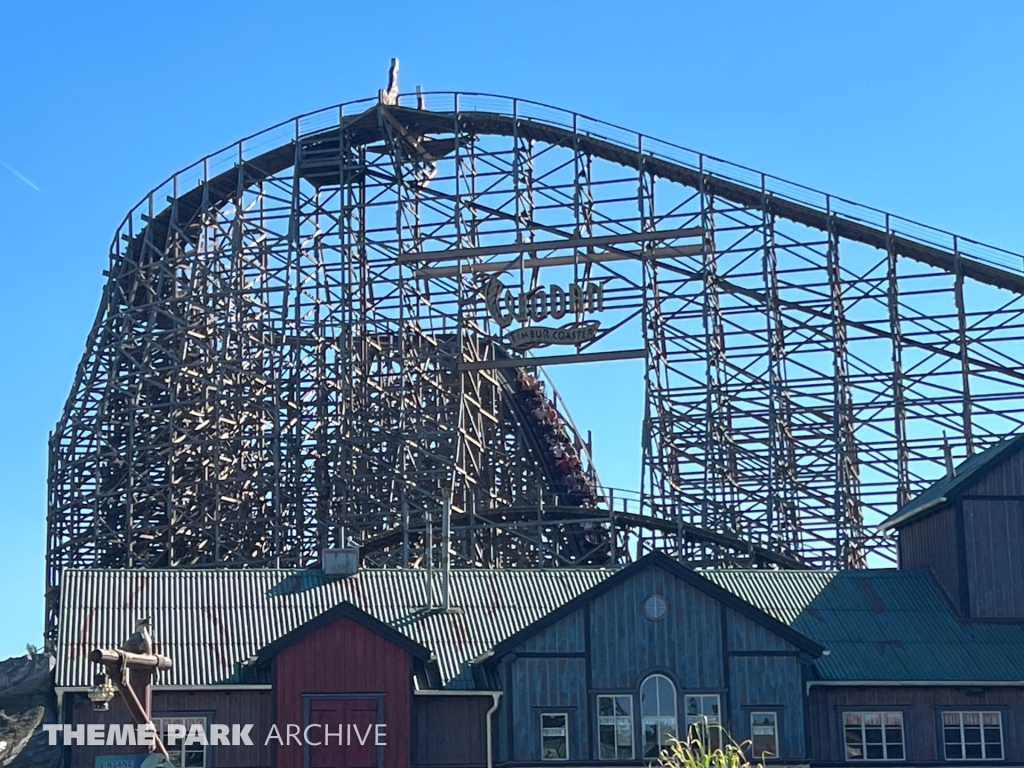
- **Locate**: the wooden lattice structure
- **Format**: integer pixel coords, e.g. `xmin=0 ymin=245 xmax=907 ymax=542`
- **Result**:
xmin=47 ymin=90 xmax=1024 ymax=641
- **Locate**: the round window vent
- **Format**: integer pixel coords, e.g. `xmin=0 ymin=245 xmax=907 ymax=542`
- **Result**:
xmin=642 ymin=593 xmax=668 ymax=621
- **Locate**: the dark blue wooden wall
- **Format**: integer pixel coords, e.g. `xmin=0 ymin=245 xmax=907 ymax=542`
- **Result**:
xmin=899 ymin=505 xmax=963 ymax=612
xmin=496 ymin=564 xmax=809 ymax=763
xmin=963 ymin=498 xmax=1024 ymax=618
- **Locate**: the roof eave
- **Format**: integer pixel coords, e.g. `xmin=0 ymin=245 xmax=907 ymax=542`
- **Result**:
xmin=878 ymin=495 xmax=948 ymax=532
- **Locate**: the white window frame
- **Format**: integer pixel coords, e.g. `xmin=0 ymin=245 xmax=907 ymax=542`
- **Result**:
xmin=153 ymin=715 xmax=208 ymax=768
xmin=597 ymin=695 xmax=634 ymax=760
xmin=684 ymin=694 xmax=723 ymax=751
xmin=942 ymin=711 xmax=1004 ymax=761
xmin=640 ymin=674 xmax=678 ymax=758
xmin=540 ymin=712 xmax=569 ymax=761
xmin=749 ymin=711 xmax=778 ymax=758
xmin=842 ymin=711 xmax=905 ymax=761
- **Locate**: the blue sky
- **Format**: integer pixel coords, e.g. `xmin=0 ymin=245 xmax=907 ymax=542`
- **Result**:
xmin=2 ymin=1 xmax=1023 ymax=660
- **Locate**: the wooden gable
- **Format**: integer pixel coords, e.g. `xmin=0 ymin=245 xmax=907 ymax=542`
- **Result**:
xmin=490 ymin=553 xmax=819 ymax=763
xmin=264 ymin=603 xmax=430 ymax=768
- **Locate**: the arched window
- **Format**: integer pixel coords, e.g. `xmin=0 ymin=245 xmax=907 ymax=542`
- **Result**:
xmin=640 ymin=674 xmax=677 ymax=757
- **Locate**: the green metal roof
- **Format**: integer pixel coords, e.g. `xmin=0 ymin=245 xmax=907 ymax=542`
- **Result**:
xmin=879 ymin=433 xmax=1024 ymax=530
xmin=706 ymin=569 xmax=1024 ymax=682
xmin=58 ymin=558 xmax=1024 ymax=690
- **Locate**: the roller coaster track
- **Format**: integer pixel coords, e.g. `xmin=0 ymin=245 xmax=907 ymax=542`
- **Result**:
xmin=118 ymin=104 xmax=1024 ymax=294
xmin=47 ymin=92 xmax=1024 ymax=641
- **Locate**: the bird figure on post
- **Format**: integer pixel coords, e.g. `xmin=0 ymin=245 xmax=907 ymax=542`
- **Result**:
xmin=121 ymin=617 xmax=153 ymax=655
xmin=378 ymin=58 xmax=399 ymax=106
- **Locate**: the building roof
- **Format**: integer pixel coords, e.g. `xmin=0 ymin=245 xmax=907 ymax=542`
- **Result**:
xmin=879 ymin=433 xmax=1024 ymax=531
xmin=57 ymin=558 xmax=1024 ymax=691
xmin=706 ymin=569 xmax=1024 ymax=682
xmin=56 ymin=567 xmax=612 ymax=689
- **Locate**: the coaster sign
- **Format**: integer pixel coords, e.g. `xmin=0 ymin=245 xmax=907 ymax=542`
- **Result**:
xmin=485 ymin=276 xmax=606 ymax=352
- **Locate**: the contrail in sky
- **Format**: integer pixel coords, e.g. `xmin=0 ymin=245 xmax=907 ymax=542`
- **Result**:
xmin=0 ymin=158 xmax=40 ymax=191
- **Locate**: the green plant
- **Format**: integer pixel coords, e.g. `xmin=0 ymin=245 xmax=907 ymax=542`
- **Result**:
xmin=657 ymin=730 xmax=759 ymax=768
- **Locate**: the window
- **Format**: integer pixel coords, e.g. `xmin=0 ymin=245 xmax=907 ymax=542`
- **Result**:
xmin=843 ymin=712 xmax=904 ymax=761
xmin=685 ymin=695 xmax=722 ymax=750
xmin=750 ymin=712 xmax=778 ymax=758
xmin=153 ymin=716 xmax=207 ymax=768
xmin=643 ymin=594 xmax=669 ymax=621
xmin=541 ymin=713 xmax=568 ymax=761
xmin=598 ymin=695 xmax=634 ymax=760
xmin=942 ymin=712 xmax=1003 ymax=760
xmin=641 ymin=675 xmax=677 ymax=758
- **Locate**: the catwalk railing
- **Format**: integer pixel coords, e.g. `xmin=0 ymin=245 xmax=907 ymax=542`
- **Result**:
xmin=99 ymin=91 xmax=1023 ymax=296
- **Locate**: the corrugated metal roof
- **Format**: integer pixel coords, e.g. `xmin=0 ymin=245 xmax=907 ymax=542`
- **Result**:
xmin=880 ymin=433 xmax=1024 ymax=529
xmin=702 ymin=570 xmax=837 ymax=625
xmin=706 ymin=569 xmax=1024 ymax=682
xmin=59 ymin=562 xmax=1024 ymax=690
xmin=57 ymin=567 xmax=614 ymax=689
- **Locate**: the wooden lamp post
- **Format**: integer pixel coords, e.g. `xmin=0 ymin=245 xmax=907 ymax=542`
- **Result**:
xmin=88 ymin=648 xmax=175 ymax=763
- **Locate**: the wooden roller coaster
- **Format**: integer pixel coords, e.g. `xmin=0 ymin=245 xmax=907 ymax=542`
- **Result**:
xmin=46 ymin=86 xmax=1024 ymax=643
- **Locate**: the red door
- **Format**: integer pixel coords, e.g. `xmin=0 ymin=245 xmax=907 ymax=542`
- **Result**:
xmin=308 ymin=698 xmax=379 ymax=768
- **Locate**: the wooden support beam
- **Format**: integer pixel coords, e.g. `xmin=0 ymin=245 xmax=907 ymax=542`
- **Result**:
xmin=458 ymin=348 xmax=646 ymax=371
xmin=106 ymin=675 xmax=172 ymax=762
xmin=397 ymin=227 xmax=704 ymax=264
xmin=90 ymin=649 xmax=174 ymax=670
xmin=416 ymin=244 xmax=704 ymax=278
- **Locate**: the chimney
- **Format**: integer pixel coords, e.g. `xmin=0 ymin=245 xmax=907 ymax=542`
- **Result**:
xmin=323 ymin=528 xmax=360 ymax=576
xmin=323 ymin=546 xmax=360 ymax=576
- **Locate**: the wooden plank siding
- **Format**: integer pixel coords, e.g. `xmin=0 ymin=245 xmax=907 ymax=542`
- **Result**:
xmin=807 ymin=686 xmax=1024 ymax=763
xmin=588 ymin=568 xmax=725 ymax=691
xmin=896 ymin=443 xmax=1024 ymax=619
xmin=727 ymin=656 xmax=804 ymax=758
xmin=499 ymin=564 xmax=809 ymax=763
xmin=273 ymin=615 xmax=414 ymax=768
xmin=961 ymin=445 xmax=1024 ymax=619
xmin=897 ymin=506 xmax=963 ymax=614
xmin=963 ymin=498 xmax=1024 ymax=618
xmin=517 ymin=610 xmax=586 ymax=654
xmin=724 ymin=607 xmax=796 ymax=653
xmin=509 ymin=659 xmax=587 ymax=762
xmin=411 ymin=696 xmax=490 ymax=767
xmin=965 ymin=448 xmax=1024 ymax=496
xmin=67 ymin=690 xmax=272 ymax=768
